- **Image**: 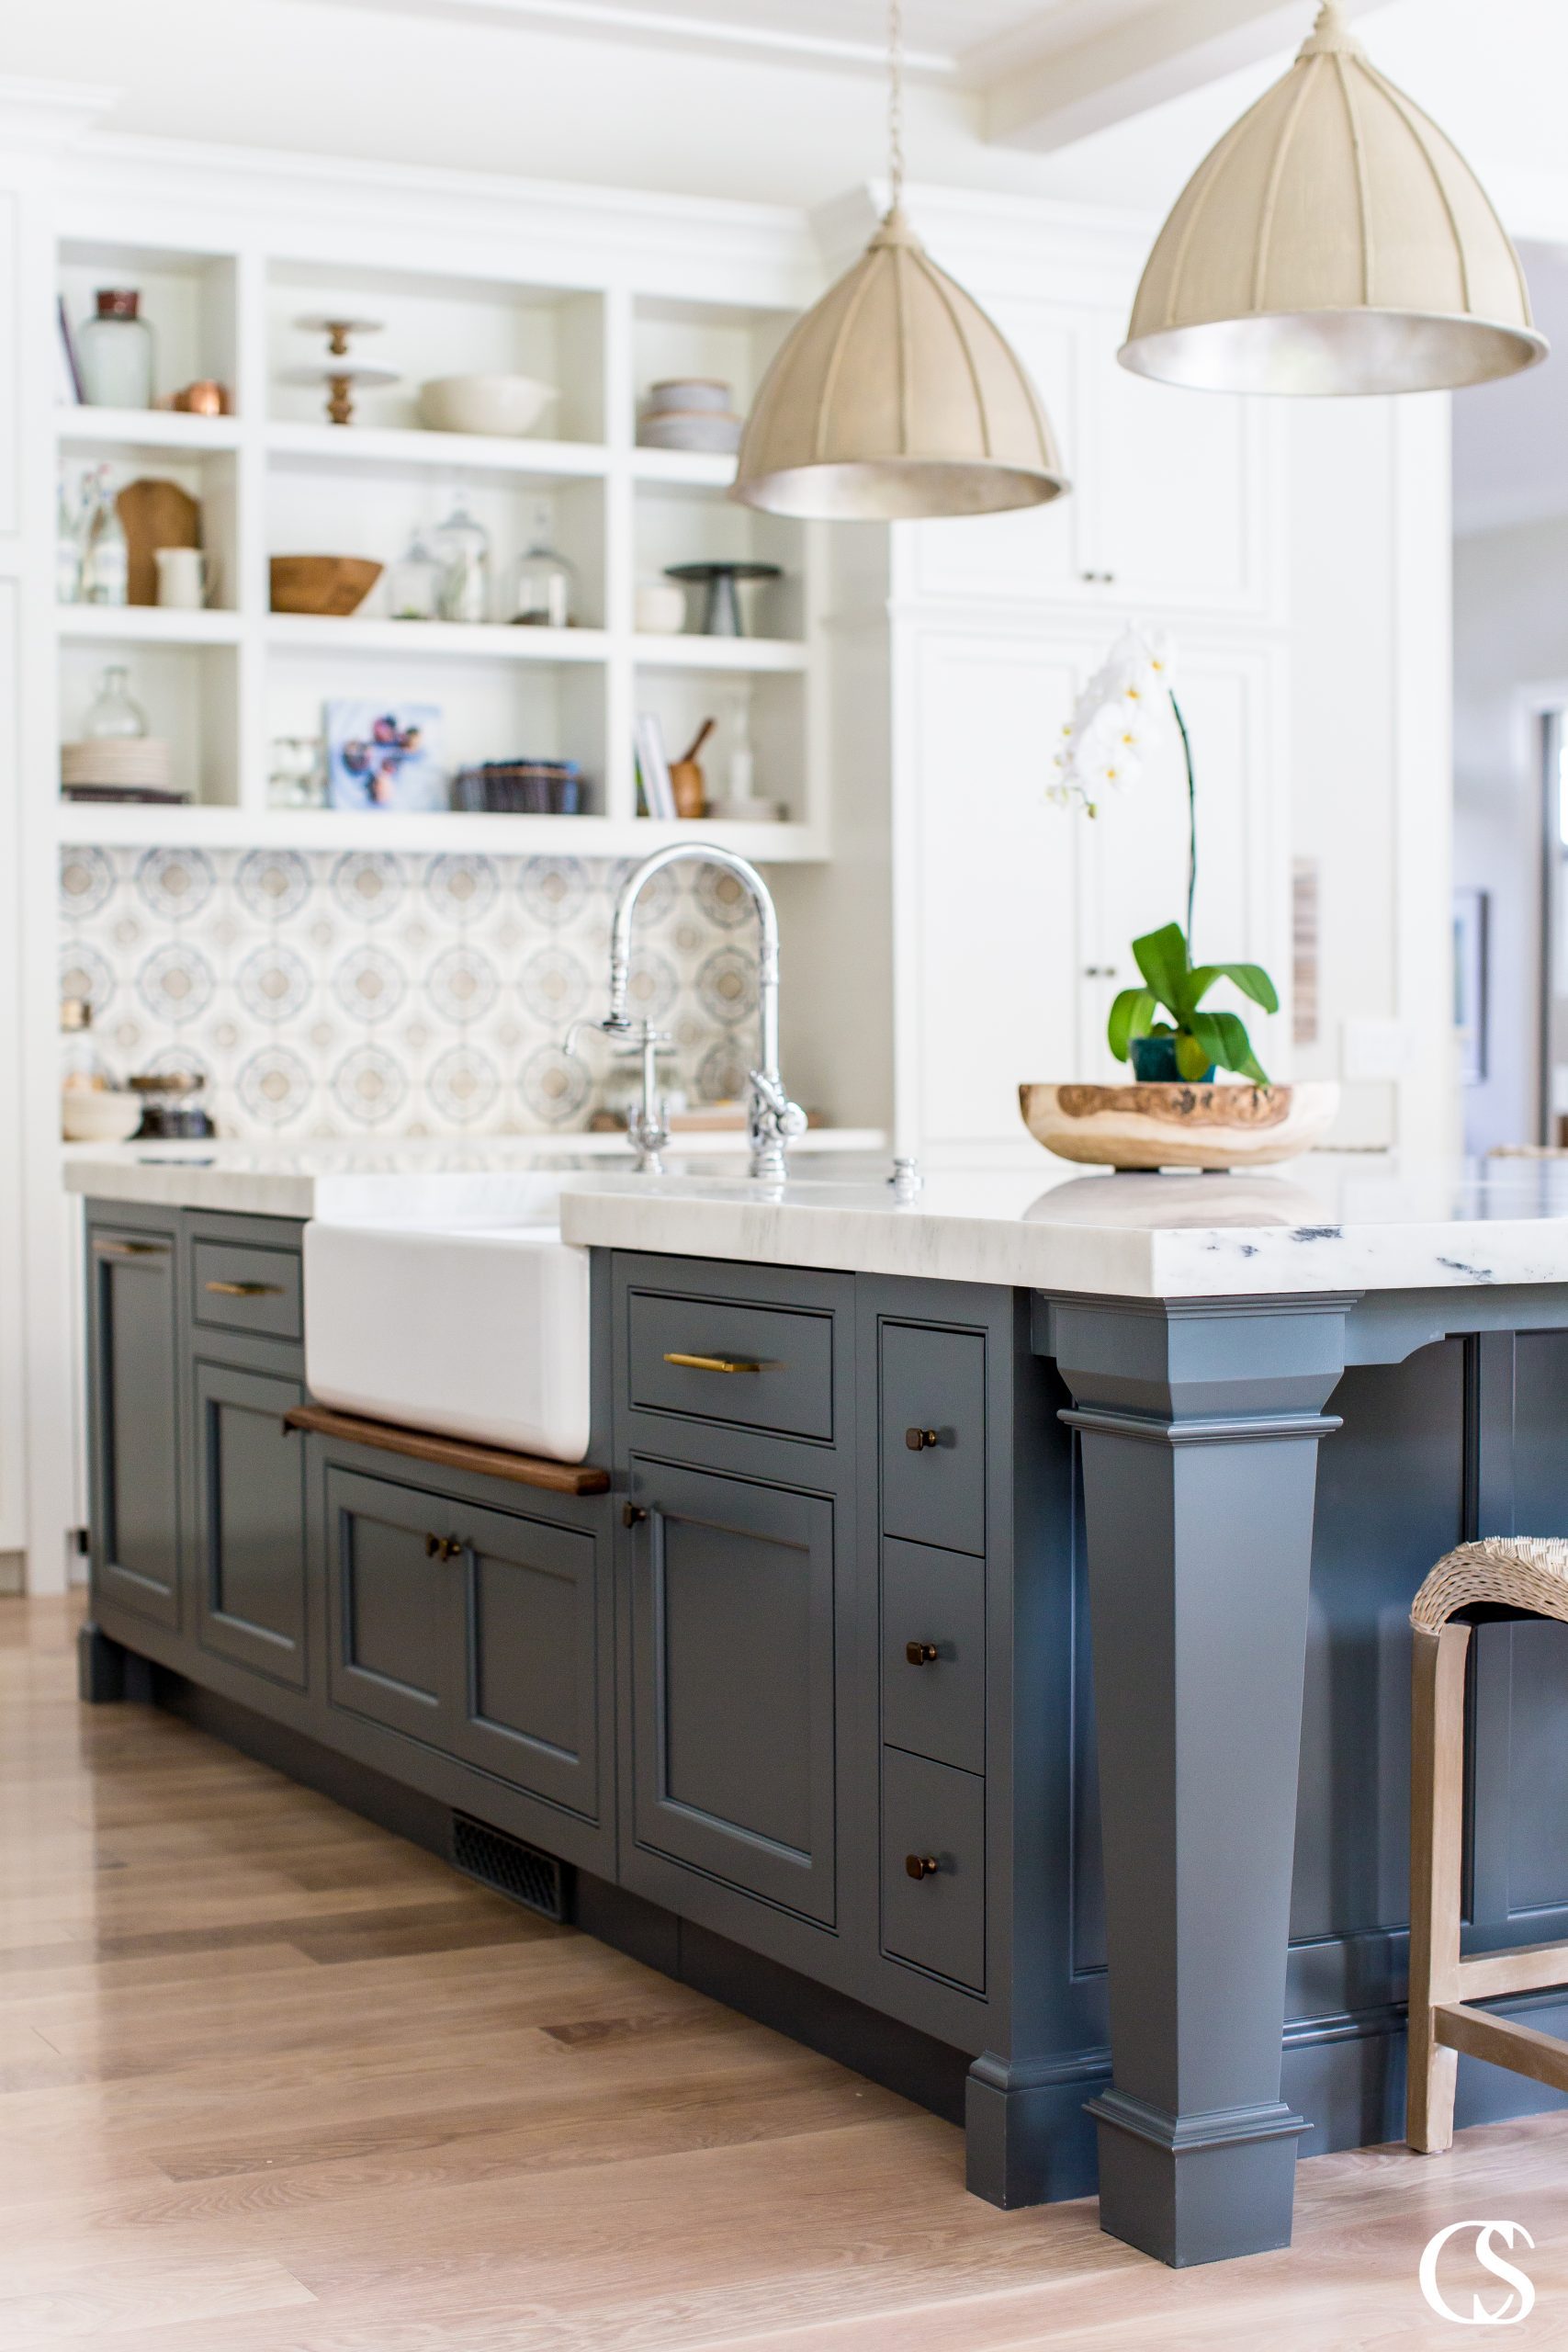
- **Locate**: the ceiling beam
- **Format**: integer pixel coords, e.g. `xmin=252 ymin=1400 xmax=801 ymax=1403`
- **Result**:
xmin=982 ymin=0 xmax=1395 ymax=153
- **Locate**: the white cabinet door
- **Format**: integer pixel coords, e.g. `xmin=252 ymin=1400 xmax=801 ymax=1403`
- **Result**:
xmin=1077 ymin=306 xmax=1277 ymax=623
xmin=899 ymin=627 xmax=1084 ymax=1163
xmin=1078 ymin=639 xmax=1290 ymax=1081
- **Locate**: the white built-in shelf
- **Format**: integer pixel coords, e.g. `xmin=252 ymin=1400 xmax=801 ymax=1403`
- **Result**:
xmin=57 ymin=604 xmax=242 ymax=645
xmin=55 ymin=405 xmax=243 ymax=453
xmin=634 ymin=634 xmax=807 ymax=673
xmin=53 ymin=797 xmax=824 ymax=860
xmin=265 ymin=420 xmax=610 ymax=482
xmin=265 ymin=614 xmax=610 ymax=663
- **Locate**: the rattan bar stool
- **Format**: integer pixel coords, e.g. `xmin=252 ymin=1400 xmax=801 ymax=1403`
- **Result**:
xmin=1408 ymin=1536 xmax=1568 ymax=2153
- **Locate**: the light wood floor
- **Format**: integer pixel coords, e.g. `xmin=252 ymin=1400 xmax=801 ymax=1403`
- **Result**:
xmin=5 ymin=1597 xmax=1567 ymax=2350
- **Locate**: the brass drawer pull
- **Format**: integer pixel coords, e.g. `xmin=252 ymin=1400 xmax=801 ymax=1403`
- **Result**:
xmin=905 ymin=1641 xmax=940 ymax=1667
xmin=663 ymin=1351 xmax=762 ymax=1375
xmin=93 ymin=1238 xmax=167 ymax=1260
xmin=905 ymin=1853 xmax=940 ymax=1882
xmin=424 ymin=1533 xmax=463 ymax=1563
xmin=205 ymin=1279 xmax=285 ymax=1298
xmin=905 ymin=1426 xmax=940 ymax=1452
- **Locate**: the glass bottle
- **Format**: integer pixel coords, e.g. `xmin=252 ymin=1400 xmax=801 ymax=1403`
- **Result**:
xmin=82 ymin=473 xmax=129 ymax=607
xmin=56 ymin=477 xmax=85 ymax=605
xmin=389 ymin=531 xmax=442 ymax=622
xmin=78 ymin=289 xmax=155 ymax=410
xmin=507 ymin=503 xmax=575 ymax=628
xmin=84 ymin=665 xmax=148 ymax=741
xmin=431 ymin=491 xmax=491 ymax=625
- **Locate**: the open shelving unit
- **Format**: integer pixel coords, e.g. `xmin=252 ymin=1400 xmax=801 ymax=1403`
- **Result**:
xmin=51 ymin=239 xmax=829 ymax=859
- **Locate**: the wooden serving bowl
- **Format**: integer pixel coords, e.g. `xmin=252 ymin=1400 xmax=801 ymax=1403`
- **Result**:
xmin=269 ymin=555 xmax=382 ymax=617
xmin=1019 ymin=1080 xmax=1341 ymax=1170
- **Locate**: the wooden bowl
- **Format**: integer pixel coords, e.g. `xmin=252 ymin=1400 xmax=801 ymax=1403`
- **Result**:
xmin=269 ymin=556 xmax=382 ymax=617
xmin=1019 ymin=1080 xmax=1341 ymax=1170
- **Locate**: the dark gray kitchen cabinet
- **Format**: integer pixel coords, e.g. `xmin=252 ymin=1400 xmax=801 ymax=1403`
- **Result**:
xmin=193 ymin=1360 xmax=309 ymax=1688
xmin=86 ymin=1219 xmax=183 ymax=1631
xmin=625 ymin=1455 xmax=839 ymax=1925
xmin=326 ymin=1461 xmax=603 ymax=1822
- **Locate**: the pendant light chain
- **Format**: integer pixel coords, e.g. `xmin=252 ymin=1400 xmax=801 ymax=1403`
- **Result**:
xmin=886 ymin=0 xmax=906 ymax=214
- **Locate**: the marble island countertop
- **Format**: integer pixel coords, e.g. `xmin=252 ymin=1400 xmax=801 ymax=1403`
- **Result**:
xmin=555 ymin=1153 xmax=1568 ymax=1298
xmin=65 ymin=1139 xmax=1568 ymax=1299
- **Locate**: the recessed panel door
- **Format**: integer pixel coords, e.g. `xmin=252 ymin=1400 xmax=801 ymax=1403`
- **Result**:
xmin=326 ymin=1467 xmax=453 ymax=1745
xmin=628 ymin=1458 xmax=837 ymax=1924
xmin=194 ymin=1361 xmax=309 ymax=1688
xmin=89 ymin=1227 xmax=182 ymax=1630
xmin=447 ymin=1499 xmax=600 ymax=1819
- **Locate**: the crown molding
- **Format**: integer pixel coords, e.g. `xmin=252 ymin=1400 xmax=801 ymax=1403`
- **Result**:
xmin=811 ymin=178 xmax=1156 ymax=299
xmin=0 ymin=76 xmax=119 ymax=153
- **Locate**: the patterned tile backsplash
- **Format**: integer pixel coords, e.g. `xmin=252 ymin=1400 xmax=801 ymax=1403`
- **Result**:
xmin=60 ymin=845 xmax=761 ymax=1140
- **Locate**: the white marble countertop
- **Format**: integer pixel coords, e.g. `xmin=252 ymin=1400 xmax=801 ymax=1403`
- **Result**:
xmin=62 ymin=1128 xmax=886 ymax=1222
xmin=66 ymin=1140 xmax=1568 ymax=1298
xmin=555 ymin=1153 xmax=1568 ymax=1299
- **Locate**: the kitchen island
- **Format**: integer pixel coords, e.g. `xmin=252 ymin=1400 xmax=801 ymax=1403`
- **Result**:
xmin=66 ymin=1147 xmax=1568 ymax=2267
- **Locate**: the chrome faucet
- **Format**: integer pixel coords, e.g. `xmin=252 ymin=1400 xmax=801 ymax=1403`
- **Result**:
xmin=565 ymin=844 xmax=806 ymax=1181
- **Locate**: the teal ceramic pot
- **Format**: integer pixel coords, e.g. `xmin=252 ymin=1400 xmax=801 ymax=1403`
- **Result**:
xmin=1129 ymin=1035 xmax=1215 ymax=1083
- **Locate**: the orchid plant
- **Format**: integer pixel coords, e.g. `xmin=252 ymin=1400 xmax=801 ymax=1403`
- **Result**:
xmin=1050 ymin=626 xmax=1279 ymax=1085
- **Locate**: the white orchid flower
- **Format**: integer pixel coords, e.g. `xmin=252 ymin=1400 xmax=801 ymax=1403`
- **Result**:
xmin=1048 ymin=623 xmax=1178 ymax=812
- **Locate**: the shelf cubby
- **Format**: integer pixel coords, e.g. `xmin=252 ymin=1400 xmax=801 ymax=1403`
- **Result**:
xmin=633 ymin=662 xmax=807 ymax=826
xmin=59 ymin=634 xmax=241 ymax=809
xmin=58 ymin=242 xmax=240 ymax=413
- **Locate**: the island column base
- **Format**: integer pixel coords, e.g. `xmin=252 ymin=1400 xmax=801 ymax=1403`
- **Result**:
xmin=1088 ymin=2087 xmax=1307 ymax=2267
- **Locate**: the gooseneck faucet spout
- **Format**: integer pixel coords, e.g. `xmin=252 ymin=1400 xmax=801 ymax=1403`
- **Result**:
xmin=570 ymin=843 xmax=806 ymax=1182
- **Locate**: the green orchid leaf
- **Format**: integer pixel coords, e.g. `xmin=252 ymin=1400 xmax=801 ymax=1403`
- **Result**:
xmin=1174 ymin=1029 xmax=1213 ymax=1081
xmin=1131 ymin=922 xmax=1190 ymax=1019
xmin=1107 ymin=987 xmax=1156 ymax=1063
xmin=1187 ymin=961 xmax=1280 ymax=1015
xmin=1203 ymin=1009 xmax=1269 ymax=1084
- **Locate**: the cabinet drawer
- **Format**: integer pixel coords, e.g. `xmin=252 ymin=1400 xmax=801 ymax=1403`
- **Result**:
xmin=881 ymin=1538 xmax=984 ymax=1775
xmin=881 ymin=1747 xmax=986 ymax=1993
xmin=627 ymin=1285 xmax=834 ymax=1442
xmin=880 ymin=1321 xmax=986 ymax=1555
xmin=193 ymin=1239 xmax=302 ymax=1341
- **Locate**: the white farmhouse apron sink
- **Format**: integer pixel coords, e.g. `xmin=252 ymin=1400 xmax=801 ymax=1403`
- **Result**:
xmin=303 ymin=1178 xmax=591 ymax=1463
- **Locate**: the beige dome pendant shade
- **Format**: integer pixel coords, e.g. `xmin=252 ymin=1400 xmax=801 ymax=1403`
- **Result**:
xmin=1120 ymin=0 xmax=1547 ymax=397
xmin=731 ymin=2 xmax=1068 ymax=519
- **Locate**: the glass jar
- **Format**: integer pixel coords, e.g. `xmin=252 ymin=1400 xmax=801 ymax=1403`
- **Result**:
xmin=432 ymin=492 xmax=491 ymax=625
xmin=84 ymin=664 xmax=148 ymax=740
xmin=389 ymin=532 xmax=442 ymax=622
xmin=507 ymin=503 xmax=575 ymax=628
xmin=78 ymin=289 xmax=155 ymax=410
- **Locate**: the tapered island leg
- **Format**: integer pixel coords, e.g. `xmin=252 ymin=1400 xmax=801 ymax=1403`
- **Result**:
xmin=1052 ymin=1293 xmax=1352 ymax=2267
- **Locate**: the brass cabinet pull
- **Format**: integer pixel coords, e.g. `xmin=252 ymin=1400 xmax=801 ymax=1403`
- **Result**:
xmin=622 ymin=1502 xmax=649 ymax=1528
xmin=905 ymin=1853 xmax=940 ymax=1882
xmin=663 ymin=1351 xmax=762 ymax=1375
xmin=93 ymin=1238 xmax=167 ymax=1260
xmin=905 ymin=1641 xmax=940 ymax=1667
xmin=424 ymin=1533 xmax=463 ymax=1563
xmin=905 ymin=1426 xmax=940 ymax=1452
xmin=205 ymin=1279 xmax=285 ymax=1298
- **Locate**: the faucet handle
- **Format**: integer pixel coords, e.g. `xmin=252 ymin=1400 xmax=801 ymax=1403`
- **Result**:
xmin=750 ymin=1069 xmax=807 ymax=1137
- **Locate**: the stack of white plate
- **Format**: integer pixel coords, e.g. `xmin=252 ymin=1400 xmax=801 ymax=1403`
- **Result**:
xmin=637 ymin=377 xmax=744 ymax=456
xmin=61 ymin=739 xmax=180 ymax=801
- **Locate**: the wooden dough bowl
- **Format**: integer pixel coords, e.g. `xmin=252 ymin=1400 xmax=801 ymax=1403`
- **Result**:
xmin=1019 ymin=1080 xmax=1341 ymax=1170
xmin=269 ymin=555 xmax=382 ymax=617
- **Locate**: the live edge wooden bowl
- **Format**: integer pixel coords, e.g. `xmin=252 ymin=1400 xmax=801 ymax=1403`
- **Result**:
xmin=269 ymin=555 xmax=382 ymax=617
xmin=1019 ymin=1080 xmax=1340 ymax=1170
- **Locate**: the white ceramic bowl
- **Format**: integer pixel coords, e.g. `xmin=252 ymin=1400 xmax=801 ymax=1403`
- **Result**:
xmin=62 ymin=1089 xmax=142 ymax=1144
xmin=647 ymin=378 xmax=733 ymax=415
xmin=637 ymin=410 xmax=743 ymax=456
xmin=635 ymin=581 xmax=688 ymax=635
xmin=418 ymin=374 xmax=558 ymax=437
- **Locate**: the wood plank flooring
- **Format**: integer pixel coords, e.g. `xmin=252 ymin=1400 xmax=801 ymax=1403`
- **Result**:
xmin=6 ymin=1593 xmax=1568 ymax=2347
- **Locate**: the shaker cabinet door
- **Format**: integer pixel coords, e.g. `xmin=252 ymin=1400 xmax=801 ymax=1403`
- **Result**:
xmin=446 ymin=1499 xmax=600 ymax=1819
xmin=193 ymin=1360 xmax=309 ymax=1688
xmin=325 ymin=1467 xmax=454 ymax=1746
xmin=88 ymin=1225 xmax=183 ymax=1630
xmin=626 ymin=1458 xmax=838 ymax=1924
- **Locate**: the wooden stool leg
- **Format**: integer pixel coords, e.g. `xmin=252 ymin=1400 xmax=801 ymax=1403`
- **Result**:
xmin=1408 ymin=1623 xmax=1470 ymax=2153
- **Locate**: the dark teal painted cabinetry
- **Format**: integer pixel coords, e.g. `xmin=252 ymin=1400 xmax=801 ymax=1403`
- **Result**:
xmin=86 ymin=1217 xmax=184 ymax=1631
xmin=193 ymin=1360 xmax=309 ymax=1687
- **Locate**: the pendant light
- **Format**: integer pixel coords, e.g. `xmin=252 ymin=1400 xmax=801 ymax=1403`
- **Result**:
xmin=731 ymin=0 xmax=1068 ymax=520
xmin=1120 ymin=0 xmax=1546 ymax=397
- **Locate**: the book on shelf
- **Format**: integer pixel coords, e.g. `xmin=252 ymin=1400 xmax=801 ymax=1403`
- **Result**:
xmin=634 ymin=711 xmax=676 ymax=821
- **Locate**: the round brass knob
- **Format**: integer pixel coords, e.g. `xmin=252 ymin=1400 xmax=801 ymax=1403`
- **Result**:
xmin=905 ymin=1427 xmax=940 ymax=1453
xmin=905 ymin=1641 xmax=940 ymax=1667
xmin=905 ymin=1853 xmax=940 ymax=1881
